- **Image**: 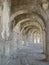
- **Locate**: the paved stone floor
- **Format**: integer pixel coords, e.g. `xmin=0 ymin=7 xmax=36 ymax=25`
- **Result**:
xmin=0 ymin=43 xmax=49 ymax=65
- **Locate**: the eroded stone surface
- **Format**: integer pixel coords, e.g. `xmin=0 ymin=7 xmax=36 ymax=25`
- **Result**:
xmin=0 ymin=43 xmax=49 ymax=65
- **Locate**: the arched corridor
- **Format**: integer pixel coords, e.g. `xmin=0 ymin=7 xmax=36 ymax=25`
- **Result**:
xmin=0 ymin=0 xmax=49 ymax=65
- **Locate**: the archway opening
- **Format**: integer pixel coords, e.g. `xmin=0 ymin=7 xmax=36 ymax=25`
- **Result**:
xmin=11 ymin=11 xmax=46 ymax=60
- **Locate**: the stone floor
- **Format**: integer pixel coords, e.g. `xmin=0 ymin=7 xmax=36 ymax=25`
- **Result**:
xmin=0 ymin=43 xmax=49 ymax=65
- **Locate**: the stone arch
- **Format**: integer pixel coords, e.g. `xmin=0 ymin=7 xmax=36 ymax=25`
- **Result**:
xmin=21 ymin=22 xmax=42 ymax=33
xmin=21 ymin=26 xmax=41 ymax=46
xmin=12 ymin=10 xmax=46 ymax=54
xmin=20 ymin=22 xmax=46 ymax=54
xmin=11 ymin=10 xmax=29 ymax=21
xmin=11 ymin=10 xmax=46 ymax=31
xmin=22 ymin=25 xmax=40 ymax=34
xmin=25 ymin=27 xmax=40 ymax=34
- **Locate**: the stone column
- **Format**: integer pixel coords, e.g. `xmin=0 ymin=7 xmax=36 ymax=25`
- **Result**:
xmin=24 ymin=33 xmax=27 ymax=46
xmin=28 ymin=31 xmax=31 ymax=45
xmin=1 ymin=0 xmax=11 ymax=40
xmin=18 ymin=24 xmax=22 ymax=48
xmin=42 ymin=2 xmax=49 ymax=60
xmin=22 ymin=33 xmax=24 ymax=46
xmin=46 ymin=21 xmax=49 ymax=60
xmin=40 ymin=32 xmax=43 ymax=44
xmin=14 ymin=24 xmax=22 ymax=48
xmin=19 ymin=31 xmax=22 ymax=48
xmin=26 ymin=33 xmax=28 ymax=46
xmin=42 ymin=30 xmax=46 ymax=54
xmin=32 ymin=32 xmax=34 ymax=43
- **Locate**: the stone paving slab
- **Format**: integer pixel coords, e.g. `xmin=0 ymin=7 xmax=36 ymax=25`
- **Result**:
xmin=0 ymin=45 xmax=49 ymax=65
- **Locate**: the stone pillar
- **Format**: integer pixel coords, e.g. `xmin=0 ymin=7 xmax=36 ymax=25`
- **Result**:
xmin=36 ymin=33 xmax=37 ymax=43
xmin=22 ymin=33 xmax=24 ymax=46
xmin=28 ymin=31 xmax=31 ymax=45
xmin=40 ymin=32 xmax=43 ymax=44
xmin=42 ymin=30 xmax=46 ymax=54
xmin=14 ymin=24 xmax=22 ymax=48
xmin=32 ymin=32 xmax=34 ymax=43
xmin=24 ymin=33 xmax=27 ymax=46
xmin=27 ymin=32 xmax=29 ymax=45
xmin=26 ymin=33 xmax=28 ymax=46
xmin=18 ymin=24 xmax=22 ymax=48
xmin=31 ymin=32 xmax=32 ymax=43
xmin=46 ymin=21 xmax=49 ymax=60
xmin=42 ymin=2 xmax=49 ymax=60
xmin=40 ymin=31 xmax=43 ymax=51
xmin=19 ymin=31 xmax=22 ymax=48
xmin=1 ymin=0 xmax=11 ymax=40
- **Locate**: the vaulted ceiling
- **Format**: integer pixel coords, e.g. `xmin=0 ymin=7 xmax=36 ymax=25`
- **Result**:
xmin=0 ymin=0 xmax=49 ymax=32
xmin=11 ymin=0 xmax=49 ymax=13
